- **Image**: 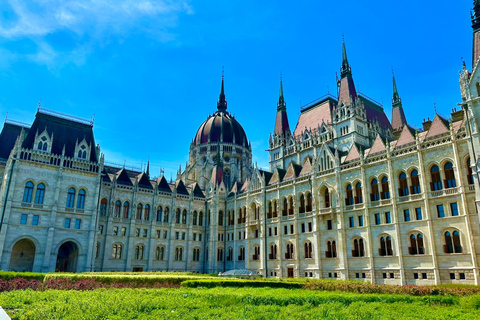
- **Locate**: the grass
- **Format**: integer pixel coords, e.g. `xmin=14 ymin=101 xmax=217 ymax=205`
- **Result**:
xmin=1 ymin=287 xmax=480 ymax=319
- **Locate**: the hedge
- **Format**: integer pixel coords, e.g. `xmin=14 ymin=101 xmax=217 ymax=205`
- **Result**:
xmin=0 ymin=271 xmax=46 ymax=282
xmin=181 ymin=279 xmax=304 ymax=289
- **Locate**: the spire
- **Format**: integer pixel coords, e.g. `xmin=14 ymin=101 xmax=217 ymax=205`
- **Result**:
xmin=277 ymin=74 xmax=286 ymax=110
xmin=391 ymin=72 xmax=407 ymax=132
xmin=392 ymin=71 xmax=401 ymax=105
xmin=341 ymin=38 xmax=351 ymax=77
xmin=146 ymin=158 xmax=150 ymax=177
xmin=217 ymin=68 xmax=227 ymax=112
xmin=273 ymin=74 xmax=291 ymax=136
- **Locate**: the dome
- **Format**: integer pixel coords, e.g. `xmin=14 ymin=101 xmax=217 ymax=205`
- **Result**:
xmin=194 ymin=111 xmax=249 ymax=148
xmin=193 ymin=76 xmax=249 ymax=148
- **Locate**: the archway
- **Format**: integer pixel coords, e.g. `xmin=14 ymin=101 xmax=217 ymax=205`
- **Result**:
xmin=55 ymin=241 xmax=78 ymax=272
xmin=9 ymin=239 xmax=35 ymax=272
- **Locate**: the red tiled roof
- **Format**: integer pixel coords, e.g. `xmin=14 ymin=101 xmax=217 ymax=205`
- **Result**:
xmin=293 ymin=100 xmax=333 ymax=137
xmin=395 ymin=125 xmax=415 ymax=148
xmin=274 ymin=109 xmax=290 ymax=136
xmin=361 ymin=99 xmax=391 ymax=129
xmin=367 ymin=135 xmax=386 ymax=156
xmin=425 ymin=115 xmax=448 ymax=139
xmin=338 ymin=75 xmax=357 ymax=106
xmin=391 ymin=106 xmax=407 ymax=131
xmin=299 ymin=157 xmax=312 ymax=176
xmin=343 ymin=144 xmax=361 ymax=162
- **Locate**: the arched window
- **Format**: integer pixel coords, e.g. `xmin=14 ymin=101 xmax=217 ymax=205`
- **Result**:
xmin=282 ymin=198 xmax=288 ymax=216
xmin=288 ymin=197 xmax=294 ymax=215
xmin=198 ymin=211 xmax=203 ymax=226
xmin=164 ymin=207 xmax=169 ymax=223
xmin=144 ymin=204 xmax=150 ymax=221
xmin=324 ymin=188 xmax=330 ymax=208
xmin=175 ymin=247 xmax=183 ymax=261
xmin=285 ymin=243 xmax=294 ymax=259
xmin=34 ymin=183 xmax=45 ymax=204
xmin=43 ymin=142 xmax=47 ymax=151
xmin=38 ymin=142 xmax=43 ymax=150
xmin=217 ymin=248 xmax=223 ymax=261
xmin=398 ymin=172 xmax=408 ymax=197
xmin=175 ymin=208 xmax=181 ymax=224
xmin=381 ymin=176 xmax=390 ymax=199
xmin=156 ymin=246 xmax=165 ymax=260
xmin=267 ymin=201 xmax=272 ymax=219
xmin=136 ymin=204 xmax=143 ymax=220
xmin=411 ymin=170 xmax=421 ymax=194
xmin=444 ymin=230 xmax=462 ymax=253
xmin=114 ymin=200 xmax=121 ymax=218
xmin=95 ymin=242 xmax=100 ymax=259
xmin=78 ymin=150 xmax=82 ymax=158
xmin=273 ymin=200 xmax=278 ymax=217
xmin=379 ymin=236 xmax=393 ymax=256
xmin=370 ymin=179 xmax=379 ymax=201
xmin=123 ymin=201 xmax=129 ymax=219
xmin=304 ymin=241 xmax=313 ymax=258
xmin=135 ymin=245 xmax=144 ymax=260
xmin=238 ymin=246 xmax=245 ymax=261
xmin=156 ymin=206 xmax=163 ymax=222
xmin=299 ymin=194 xmax=305 ymax=213
xmin=192 ymin=211 xmax=198 ymax=225
xmin=182 ymin=209 xmax=187 ymax=224
xmin=352 ymin=238 xmax=365 ymax=257
xmin=227 ymin=247 xmax=233 ymax=261
xmin=218 ymin=211 xmax=223 ymax=226
xmin=269 ymin=244 xmax=277 ymax=259
xmin=430 ymin=165 xmax=442 ymax=191
xmin=112 ymin=244 xmax=122 ymax=259
xmin=326 ymin=240 xmax=337 ymax=258
xmin=355 ymin=182 xmax=363 ymax=203
xmin=66 ymin=188 xmax=76 ymax=208
xmin=77 ymin=189 xmax=86 ymax=209
xmin=409 ymin=233 xmax=425 ymax=255
xmin=193 ymin=247 xmax=201 ymax=261
xmin=444 ymin=162 xmax=456 ymax=188
xmin=23 ymin=182 xmax=34 ymax=203
xmin=100 ymin=198 xmax=107 ymax=216
xmin=345 ymin=184 xmax=354 ymax=206
xmin=306 ymin=193 xmax=312 ymax=212
xmin=467 ymin=157 xmax=474 ymax=185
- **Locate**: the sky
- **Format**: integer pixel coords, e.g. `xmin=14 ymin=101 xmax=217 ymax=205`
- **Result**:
xmin=0 ymin=0 xmax=474 ymax=179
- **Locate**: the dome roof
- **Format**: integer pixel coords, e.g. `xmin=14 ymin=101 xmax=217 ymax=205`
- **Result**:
xmin=193 ymin=76 xmax=249 ymax=148
xmin=194 ymin=111 xmax=248 ymax=148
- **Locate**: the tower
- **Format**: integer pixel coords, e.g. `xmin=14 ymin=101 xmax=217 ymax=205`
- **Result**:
xmin=391 ymin=72 xmax=407 ymax=136
xmin=472 ymin=0 xmax=480 ymax=67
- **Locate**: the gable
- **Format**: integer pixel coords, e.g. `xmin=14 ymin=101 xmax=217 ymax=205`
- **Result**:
xmin=395 ymin=126 xmax=415 ymax=148
xmin=343 ymin=144 xmax=361 ymax=163
xmin=367 ymin=135 xmax=386 ymax=156
xmin=425 ymin=115 xmax=449 ymax=139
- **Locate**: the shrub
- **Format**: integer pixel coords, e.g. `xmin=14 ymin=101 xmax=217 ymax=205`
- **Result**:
xmin=0 ymin=278 xmax=41 ymax=292
xmin=181 ymin=279 xmax=304 ymax=289
xmin=0 ymin=271 xmax=46 ymax=282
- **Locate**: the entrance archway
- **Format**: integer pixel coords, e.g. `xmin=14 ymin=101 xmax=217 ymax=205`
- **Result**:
xmin=9 ymin=239 xmax=35 ymax=272
xmin=55 ymin=241 xmax=78 ymax=272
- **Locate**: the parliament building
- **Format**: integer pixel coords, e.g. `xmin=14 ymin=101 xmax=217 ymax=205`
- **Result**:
xmin=1 ymin=3 xmax=480 ymax=286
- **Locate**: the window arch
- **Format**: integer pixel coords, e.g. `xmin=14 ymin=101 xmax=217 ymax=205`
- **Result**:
xmin=226 ymin=247 xmax=233 ymax=261
xmin=175 ymin=208 xmax=181 ymax=224
xmin=217 ymin=247 xmax=224 ymax=261
xmin=299 ymin=194 xmax=305 ymax=213
xmin=114 ymin=200 xmax=121 ymax=218
xmin=345 ymin=184 xmax=354 ymax=206
xmin=193 ymin=247 xmax=201 ymax=261
xmin=381 ymin=176 xmax=390 ymax=199
xmin=123 ymin=201 xmax=130 ymax=219
xmin=218 ymin=210 xmax=224 ymax=226
xmin=77 ymin=189 xmax=86 ymax=209
xmin=144 ymin=204 xmax=150 ymax=221
xmin=163 ymin=207 xmax=170 ymax=223
xmin=352 ymin=238 xmax=365 ymax=257
xmin=182 ymin=209 xmax=187 ymax=224
xmin=326 ymin=240 xmax=337 ymax=258
xmin=155 ymin=246 xmax=165 ymax=260
xmin=282 ymin=197 xmax=288 ymax=216
xmin=100 ymin=198 xmax=108 ymax=216
xmin=306 ymin=193 xmax=312 ymax=212
xmin=285 ymin=243 xmax=294 ymax=259
xmin=379 ymin=235 xmax=393 ymax=256
xmin=355 ymin=182 xmax=363 ymax=203
xmin=156 ymin=206 xmax=163 ymax=222
xmin=323 ymin=187 xmax=330 ymax=208
xmin=33 ymin=183 xmax=45 ymax=205
xmin=467 ymin=157 xmax=474 ymax=185
xmin=135 ymin=244 xmax=144 ymax=260
xmin=192 ymin=211 xmax=198 ymax=225
xmin=175 ymin=246 xmax=183 ymax=261
xmin=370 ymin=179 xmax=379 ymax=201
xmin=444 ymin=230 xmax=462 ymax=253
xmin=444 ymin=162 xmax=456 ymax=188
xmin=409 ymin=233 xmax=425 ymax=255
xmin=136 ymin=203 xmax=143 ymax=220
xmin=66 ymin=188 xmax=76 ymax=208
xmin=198 ymin=211 xmax=203 ymax=226
xmin=288 ymin=197 xmax=294 ymax=215
xmin=410 ymin=169 xmax=421 ymax=194
xmin=398 ymin=172 xmax=408 ymax=197
xmin=269 ymin=243 xmax=278 ymax=260
xmin=112 ymin=243 xmax=123 ymax=259
xmin=304 ymin=241 xmax=313 ymax=259
xmin=430 ymin=165 xmax=442 ymax=191
xmin=238 ymin=246 xmax=245 ymax=261
xmin=267 ymin=201 xmax=273 ymax=219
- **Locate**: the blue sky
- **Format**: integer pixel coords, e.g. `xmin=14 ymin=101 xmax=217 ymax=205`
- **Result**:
xmin=0 ymin=0 xmax=473 ymax=179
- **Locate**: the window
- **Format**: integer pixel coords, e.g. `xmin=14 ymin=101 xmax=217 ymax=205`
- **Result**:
xmin=238 ymin=247 xmax=245 ymax=261
xmin=384 ymin=212 xmax=391 ymax=224
xmin=324 ymin=188 xmax=330 ymax=208
xmin=374 ymin=213 xmax=381 ymax=225
xmin=113 ymin=226 xmax=118 ymax=236
xmin=64 ymin=218 xmax=71 ymax=228
xmin=437 ymin=204 xmax=445 ymax=218
xmin=137 ymin=204 xmax=143 ymax=220
xmin=66 ymin=188 xmax=75 ymax=208
xmin=450 ymin=202 xmax=459 ymax=216
xmin=285 ymin=243 xmax=294 ymax=259
xmin=144 ymin=204 xmax=150 ymax=221
xmin=182 ymin=209 xmax=187 ymax=224
xmin=143 ymin=229 xmax=148 ymax=237
xmin=135 ymin=228 xmax=140 ymax=237
xmin=121 ymin=227 xmax=127 ymax=236
xmin=157 ymin=206 xmax=163 ymax=222
xmin=217 ymin=248 xmax=223 ymax=261
xmin=20 ymin=214 xmax=28 ymax=225
xmin=460 ymin=273 xmax=466 ymax=280
xmin=308 ymin=222 xmax=312 ymax=232
xmin=422 ymin=273 xmax=427 ymax=280
xmin=253 ymin=245 xmax=261 ymax=260
xmin=192 ymin=211 xmax=197 ymax=225
xmin=77 ymin=189 xmax=85 ymax=209
xmin=299 ymin=194 xmax=305 ymax=213
xmin=327 ymin=220 xmax=333 ymax=230
xmin=398 ymin=172 xmax=408 ymax=197
xmin=32 ymin=215 xmax=39 ymax=226
xmin=304 ymin=241 xmax=313 ymax=258
xmin=156 ymin=246 xmax=165 ymax=260
xmin=404 ymin=209 xmax=411 ymax=222
xmin=379 ymin=236 xmax=393 ymax=256
xmin=163 ymin=231 xmax=167 ymax=239
xmin=23 ymin=182 xmax=34 ymax=203
xmin=306 ymin=193 xmax=313 ymax=212
xmin=123 ymin=201 xmax=130 ymax=219
xmin=467 ymin=157 xmax=474 ymax=185
xmin=95 ymin=242 xmax=100 ymax=259
xmin=381 ymin=177 xmax=390 ymax=199
xmin=409 ymin=233 xmax=425 ymax=255
xmin=74 ymin=219 xmax=81 ymax=229
xmin=358 ymin=215 xmax=364 ymax=227
xmin=355 ymin=182 xmax=363 ymax=203
xmin=444 ymin=231 xmax=462 ymax=253
xmin=100 ymin=198 xmax=107 ymax=216
xmin=135 ymin=245 xmax=144 ymax=260
xmin=414 ymin=273 xmax=419 ymax=279
xmin=290 ymin=224 xmax=294 ymax=234
xmin=415 ymin=208 xmax=423 ymax=220
xmin=349 ymin=217 xmax=354 ymax=228
xmin=430 ymin=165 xmax=442 ymax=191
xmin=282 ymin=198 xmax=288 ymax=216
xmin=345 ymin=184 xmax=354 ymax=206
xmin=326 ymin=240 xmax=337 ymax=258
xmin=352 ymin=238 xmax=365 ymax=257
xmin=444 ymin=162 xmax=456 ymax=188
xmin=269 ymin=244 xmax=278 ymax=259
xmin=34 ymin=183 xmax=45 ymax=204
xmin=114 ymin=200 xmax=121 ymax=218
xmin=370 ymin=179 xmax=379 ymax=201
xmin=112 ymin=244 xmax=122 ymax=259
xmin=301 ymin=223 xmax=305 ymax=233
xmin=182 ymin=232 xmax=186 ymax=240
xmin=175 ymin=208 xmax=181 ymax=224
xmin=411 ymin=170 xmax=421 ymax=194
xmin=450 ymin=273 xmax=455 ymax=280
xmin=164 ymin=207 xmax=170 ymax=223
xmin=175 ymin=247 xmax=183 ymax=261
xmin=175 ymin=232 xmax=179 ymax=240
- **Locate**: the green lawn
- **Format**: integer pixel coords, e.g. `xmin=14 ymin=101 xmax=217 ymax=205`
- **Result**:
xmin=1 ymin=287 xmax=479 ymax=319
